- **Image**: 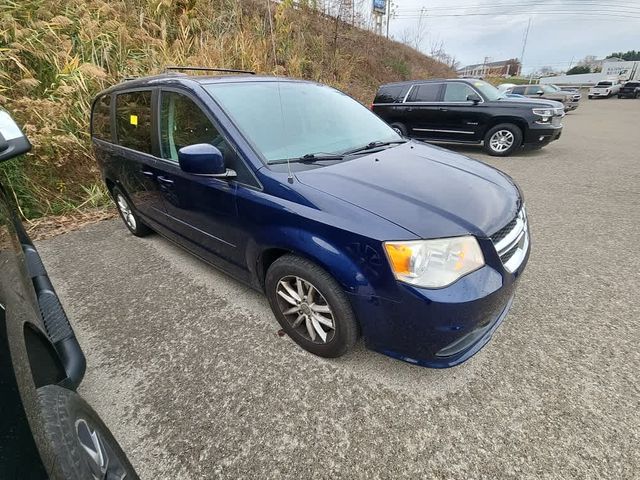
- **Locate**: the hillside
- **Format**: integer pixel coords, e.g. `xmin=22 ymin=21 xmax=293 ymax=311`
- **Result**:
xmin=0 ymin=0 xmax=454 ymax=218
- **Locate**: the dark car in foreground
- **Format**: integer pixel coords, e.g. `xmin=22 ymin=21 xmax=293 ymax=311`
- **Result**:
xmin=618 ymin=81 xmax=640 ymax=98
xmin=0 ymin=109 xmax=138 ymax=479
xmin=92 ymin=70 xmax=530 ymax=368
xmin=372 ymin=79 xmax=563 ymax=156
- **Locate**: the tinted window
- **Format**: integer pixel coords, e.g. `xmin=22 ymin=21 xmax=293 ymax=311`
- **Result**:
xmin=625 ymin=82 xmax=639 ymax=87
xmin=411 ymin=83 xmax=442 ymax=102
xmin=444 ymin=83 xmax=477 ymax=102
xmin=160 ymin=91 xmax=253 ymax=184
xmin=92 ymin=95 xmax=111 ymax=141
xmin=115 ymin=91 xmax=152 ymax=154
xmin=511 ymin=86 xmax=526 ymax=95
xmin=205 ymin=82 xmax=400 ymax=164
xmin=374 ymin=85 xmax=407 ymax=103
xmin=525 ymin=86 xmax=543 ymax=95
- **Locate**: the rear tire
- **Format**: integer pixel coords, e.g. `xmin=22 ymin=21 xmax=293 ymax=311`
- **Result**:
xmin=112 ymin=186 xmax=151 ymax=237
xmin=483 ymin=123 xmax=523 ymax=157
xmin=389 ymin=122 xmax=408 ymax=137
xmin=265 ymin=254 xmax=359 ymax=358
xmin=37 ymin=385 xmax=139 ymax=480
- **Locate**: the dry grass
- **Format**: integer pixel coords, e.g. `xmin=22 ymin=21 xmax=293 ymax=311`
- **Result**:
xmin=0 ymin=0 xmax=453 ymax=219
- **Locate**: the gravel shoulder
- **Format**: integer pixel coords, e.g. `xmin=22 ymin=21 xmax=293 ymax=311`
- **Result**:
xmin=36 ymin=98 xmax=640 ymax=479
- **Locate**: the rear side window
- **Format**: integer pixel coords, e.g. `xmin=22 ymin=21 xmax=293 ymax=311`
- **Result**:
xmin=92 ymin=95 xmax=111 ymax=141
xmin=511 ymin=86 xmax=525 ymax=95
xmin=374 ymin=85 xmax=407 ymax=104
xmin=444 ymin=83 xmax=477 ymax=102
xmin=115 ymin=91 xmax=153 ymax=154
xmin=410 ymin=83 xmax=442 ymax=102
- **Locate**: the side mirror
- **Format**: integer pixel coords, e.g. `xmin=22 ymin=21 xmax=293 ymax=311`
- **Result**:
xmin=0 ymin=109 xmax=31 ymax=163
xmin=178 ymin=144 xmax=236 ymax=178
xmin=535 ymin=90 xmax=544 ymax=95
xmin=466 ymin=93 xmax=481 ymax=104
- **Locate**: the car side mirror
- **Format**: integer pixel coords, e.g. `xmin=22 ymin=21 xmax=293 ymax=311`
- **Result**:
xmin=466 ymin=93 xmax=481 ymax=104
xmin=535 ymin=90 xmax=544 ymax=95
xmin=178 ymin=144 xmax=236 ymax=178
xmin=0 ymin=109 xmax=31 ymax=163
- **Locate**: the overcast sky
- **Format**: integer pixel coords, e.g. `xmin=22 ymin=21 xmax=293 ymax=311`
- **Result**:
xmin=374 ymin=0 xmax=639 ymax=73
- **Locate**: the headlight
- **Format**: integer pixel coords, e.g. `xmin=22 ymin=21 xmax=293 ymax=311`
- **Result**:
xmin=532 ymin=108 xmax=553 ymax=117
xmin=384 ymin=236 xmax=485 ymax=288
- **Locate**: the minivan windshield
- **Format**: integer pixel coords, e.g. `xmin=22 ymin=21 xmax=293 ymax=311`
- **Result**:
xmin=470 ymin=80 xmax=504 ymax=101
xmin=205 ymin=81 xmax=401 ymax=164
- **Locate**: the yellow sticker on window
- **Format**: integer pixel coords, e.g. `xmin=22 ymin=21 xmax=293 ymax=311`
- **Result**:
xmin=130 ymin=115 xmax=138 ymax=126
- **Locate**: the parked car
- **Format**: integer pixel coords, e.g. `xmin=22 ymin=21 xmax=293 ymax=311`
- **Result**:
xmin=372 ymin=78 xmax=564 ymax=157
xmin=547 ymin=84 xmax=582 ymax=100
xmin=507 ymin=84 xmax=580 ymax=111
xmin=588 ymin=80 xmax=621 ymax=98
xmin=617 ymin=81 xmax=640 ymax=98
xmin=91 ymin=71 xmax=531 ymax=368
xmin=0 ymin=108 xmax=138 ymax=479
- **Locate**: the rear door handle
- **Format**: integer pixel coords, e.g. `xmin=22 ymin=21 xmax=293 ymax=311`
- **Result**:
xmin=438 ymin=108 xmax=448 ymax=112
xmin=141 ymin=170 xmax=155 ymax=177
xmin=157 ymin=176 xmax=174 ymax=185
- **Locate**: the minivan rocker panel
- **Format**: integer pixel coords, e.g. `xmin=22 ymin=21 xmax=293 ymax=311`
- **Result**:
xmin=92 ymin=74 xmax=530 ymax=368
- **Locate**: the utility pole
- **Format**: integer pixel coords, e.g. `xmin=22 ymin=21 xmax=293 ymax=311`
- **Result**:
xmin=386 ymin=0 xmax=391 ymax=38
xmin=519 ymin=17 xmax=531 ymax=76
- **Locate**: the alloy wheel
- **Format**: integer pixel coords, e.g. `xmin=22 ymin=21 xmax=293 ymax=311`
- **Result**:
xmin=116 ymin=194 xmax=137 ymax=231
xmin=76 ymin=418 xmax=129 ymax=479
xmin=275 ymin=276 xmax=335 ymax=344
xmin=489 ymin=129 xmax=515 ymax=153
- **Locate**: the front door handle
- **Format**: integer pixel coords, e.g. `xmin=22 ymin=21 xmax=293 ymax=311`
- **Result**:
xmin=157 ymin=176 xmax=174 ymax=185
xmin=438 ymin=107 xmax=448 ymax=112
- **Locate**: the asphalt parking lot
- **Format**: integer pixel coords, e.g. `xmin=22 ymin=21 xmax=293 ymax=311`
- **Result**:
xmin=37 ymin=97 xmax=639 ymax=479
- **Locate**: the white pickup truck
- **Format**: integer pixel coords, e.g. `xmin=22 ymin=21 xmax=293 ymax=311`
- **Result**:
xmin=588 ymin=81 xmax=621 ymax=99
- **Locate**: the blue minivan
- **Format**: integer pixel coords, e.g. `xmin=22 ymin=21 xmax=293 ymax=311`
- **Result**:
xmin=91 ymin=70 xmax=530 ymax=368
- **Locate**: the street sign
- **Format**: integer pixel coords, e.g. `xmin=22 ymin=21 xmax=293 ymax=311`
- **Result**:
xmin=373 ymin=0 xmax=386 ymax=14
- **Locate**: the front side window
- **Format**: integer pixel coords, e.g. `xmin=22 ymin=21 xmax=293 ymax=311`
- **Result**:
xmin=443 ymin=83 xmax=478 ymax=102
xmin=160 ymin=91 xmax=253 ymax=184
xmin=92 ymin=94 xmax=111 ymax=141
xmin=525 ymin=86 xmax=542 ymax=95
xmin=115 ymin=91 xmax=152 ymax=154
xmin=411 ymin=83 xmax=442 ymax=102
xmin=205 ymin=82 xmax=401 ymax=164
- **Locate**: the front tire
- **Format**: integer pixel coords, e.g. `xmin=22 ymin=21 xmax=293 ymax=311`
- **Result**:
xmin=37 ymin=385 xmax=139 ymax=480
xmin=389 ymin=122 xmax=408 ymax=137
xmin=265 ymin=254 xmax=359 ymax=358
xmin=112 ymin=186 xmax=151 ymax=237
xmin=483 ymin=123 xmax=523 ymax=157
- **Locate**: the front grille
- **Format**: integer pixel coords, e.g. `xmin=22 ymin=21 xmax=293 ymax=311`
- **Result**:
xmin=491 ymin=207 xmax=529 ymax=273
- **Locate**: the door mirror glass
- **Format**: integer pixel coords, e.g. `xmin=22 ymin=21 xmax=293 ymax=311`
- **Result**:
xmin=466 ymin=93 xmax=481 ymax=103
xmin=0 ymin=109 xmax=31 ymax=162
xmin=178 ymin=144 xmax=236 ymax=177
xmin=536 ymin=90 xmax=544 ymax=95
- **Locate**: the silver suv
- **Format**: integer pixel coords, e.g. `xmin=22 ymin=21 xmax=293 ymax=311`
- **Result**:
xmin=508 ymin=84 xmax=580 ymax=111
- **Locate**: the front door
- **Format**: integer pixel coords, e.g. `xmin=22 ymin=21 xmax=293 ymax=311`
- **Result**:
xmin=433 ymin=82 xmax=486 ymax=142
xmin=153 ymin=89 xmax=249 ymax=277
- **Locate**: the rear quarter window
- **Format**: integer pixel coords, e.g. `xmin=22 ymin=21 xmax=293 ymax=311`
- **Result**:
xmin=115 ymin=91 xmax=153 ymax=154
xmin=91 ymin=94 xmax=112 ymax=141
xmin=374 ymin=85 xmax=408 ymax=104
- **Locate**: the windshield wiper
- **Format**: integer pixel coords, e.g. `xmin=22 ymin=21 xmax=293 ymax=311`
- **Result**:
xmin=341 ymin=140 xmax=407 ymax=156
xmin=269 ymin=153 xmax=345 ymax=165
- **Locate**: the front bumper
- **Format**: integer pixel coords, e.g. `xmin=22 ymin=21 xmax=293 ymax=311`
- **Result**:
xmin=349 ymin=236 xmax=530 ymax=368
xmin=524 ymin=124 xmax=562 ymax=146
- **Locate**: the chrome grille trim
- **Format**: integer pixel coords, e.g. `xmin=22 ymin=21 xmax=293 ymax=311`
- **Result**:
xmin=492 ymin=207 xmax=529 ymax=273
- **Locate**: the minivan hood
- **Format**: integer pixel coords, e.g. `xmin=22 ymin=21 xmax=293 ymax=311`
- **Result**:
xmin=295 ymin=142 xmax=521 ymax=239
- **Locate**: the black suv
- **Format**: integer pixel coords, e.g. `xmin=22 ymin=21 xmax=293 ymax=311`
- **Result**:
xmin=372 ymin=79 xmax=564 ymax=156
xmin=618 ymin=81 xmax=640 ymax=99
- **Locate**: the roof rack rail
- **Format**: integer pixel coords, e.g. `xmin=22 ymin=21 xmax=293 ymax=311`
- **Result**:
xmin=164 ymin=66 xmax=256 ymax=75
xmin=123 ymin=76 xmax=138 ymax=81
